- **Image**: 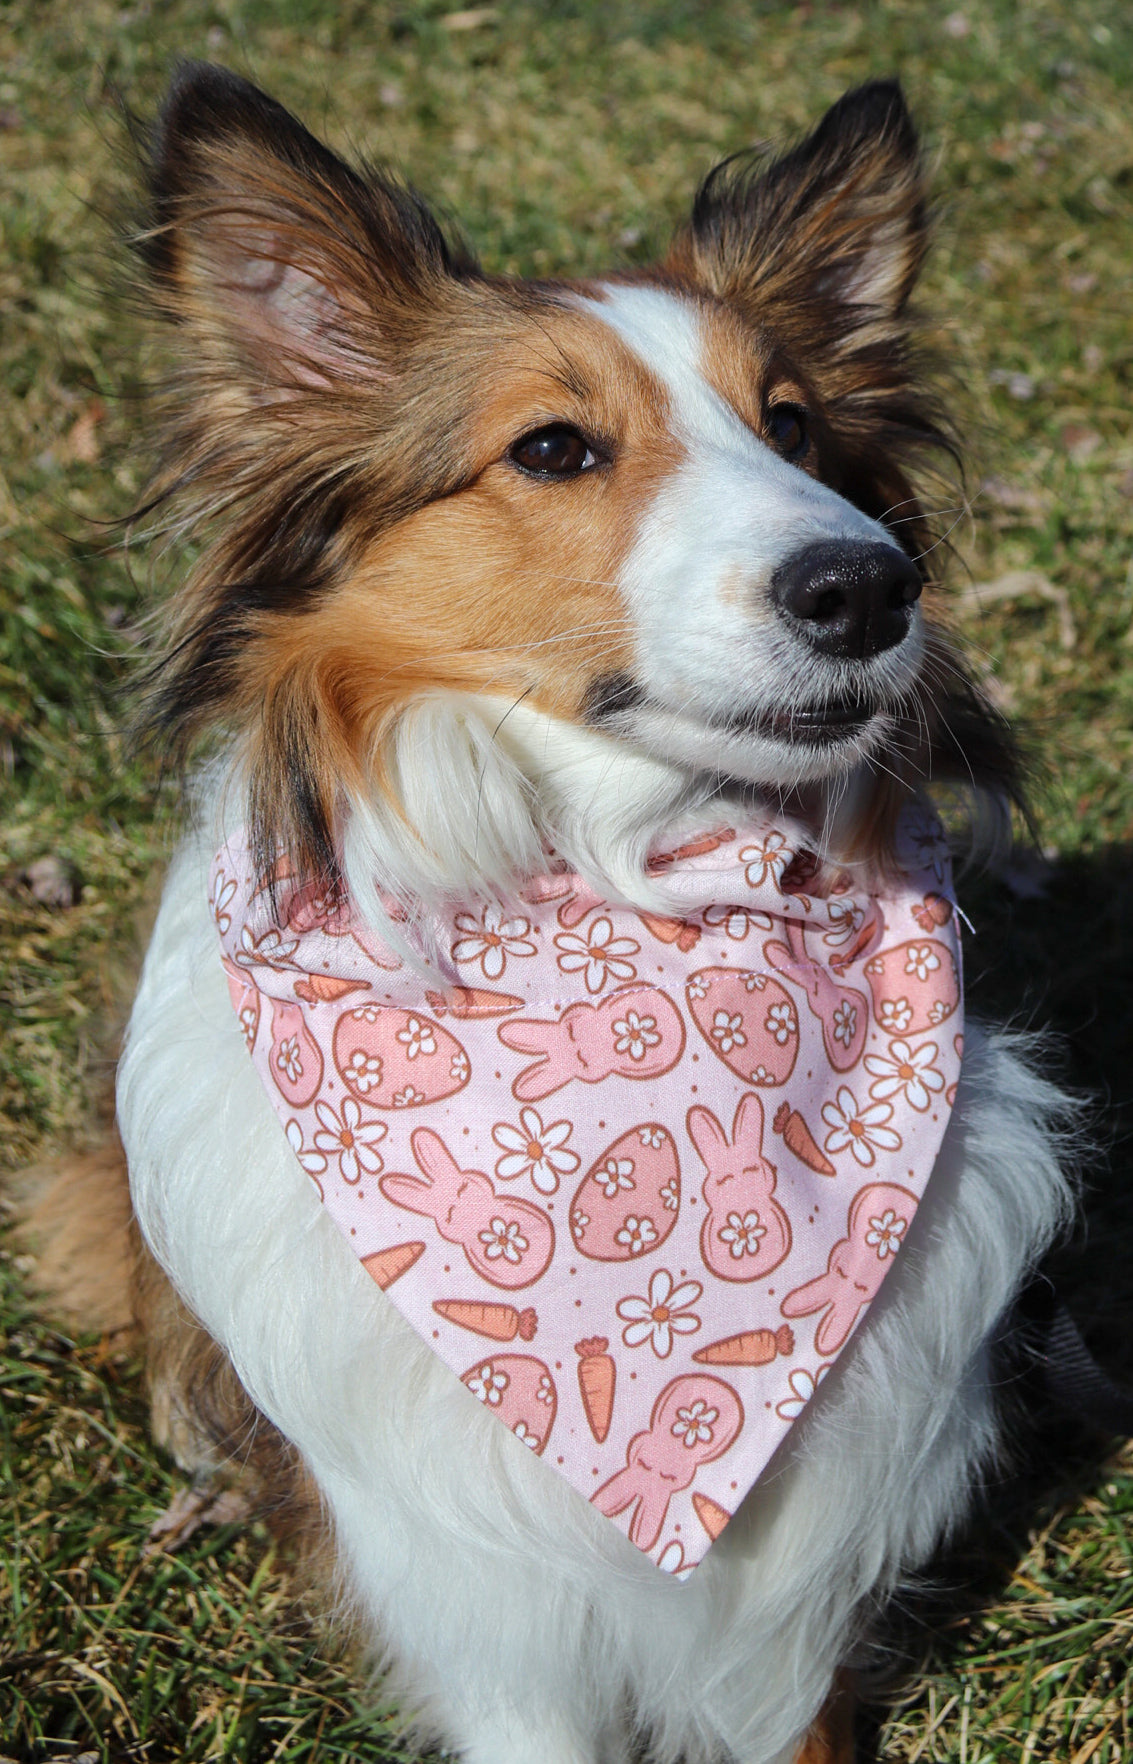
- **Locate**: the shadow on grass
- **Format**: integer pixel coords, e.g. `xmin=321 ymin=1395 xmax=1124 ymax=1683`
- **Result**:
xmin=855 ymin=840 xmax=1133 ymax=1759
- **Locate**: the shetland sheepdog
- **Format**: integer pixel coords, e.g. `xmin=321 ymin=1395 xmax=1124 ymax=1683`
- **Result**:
xmin=74 ymin=64 xmax=1075 ymax=1764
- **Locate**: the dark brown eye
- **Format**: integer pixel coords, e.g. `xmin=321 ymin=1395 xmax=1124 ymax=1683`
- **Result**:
xmin=509 ymin=424 xmax=598 ymax=478
xmin=767 ymin=403 xmax=809 ymax=463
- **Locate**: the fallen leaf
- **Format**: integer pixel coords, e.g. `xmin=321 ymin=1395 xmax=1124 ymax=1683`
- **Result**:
xmin=441 ymin=6 xmax=499 ymax=28
xmin=21 ymin=854 xmax=81 ymax=908
xmin=144 ymin=1480 xmax=253 ymax=1556
xmin=62 ymin=401 xmax=105 ymax=464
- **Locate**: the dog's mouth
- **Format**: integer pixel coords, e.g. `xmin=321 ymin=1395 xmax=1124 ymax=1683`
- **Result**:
xmin=722 ymin=696 xmax=878 ymax=746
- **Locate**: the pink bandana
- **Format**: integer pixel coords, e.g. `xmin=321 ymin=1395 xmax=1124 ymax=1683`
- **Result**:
xmin=211 ymin=808 xmax=962 ymax=1576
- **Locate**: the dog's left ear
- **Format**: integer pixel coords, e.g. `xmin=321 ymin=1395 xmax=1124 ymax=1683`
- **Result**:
xmin=669 ymin=80 xmax=927 ymax=340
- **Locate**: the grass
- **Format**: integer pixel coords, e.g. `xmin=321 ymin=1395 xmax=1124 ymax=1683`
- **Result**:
xmin=2 ymin=0 xmax=1132 ymax=1757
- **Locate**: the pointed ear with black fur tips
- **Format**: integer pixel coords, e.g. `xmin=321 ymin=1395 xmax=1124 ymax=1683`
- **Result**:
xmin=140 ymin=61 xmax=473 ymax=391
xmin=668 ymin=80 xmax=928 ymax=338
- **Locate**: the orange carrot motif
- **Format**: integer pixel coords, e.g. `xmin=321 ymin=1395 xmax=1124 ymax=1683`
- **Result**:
xmin=648 ymin=828 xmax=736 ymax=871
xmin=361 ymin=1242 xmax=426 ymax=1289
xmin=293 ymin=974 xmax=368 ymax=1004
xmin=773 ymin=1102 xmax=836 ymax=1176
xmin=433 ymin=1299 xmax=538 ymax=1342
xmin=913 ymin=892 xmax=952 ymax=931
xmin=639 ymin=911 xmax=701 ymax=954
xmin=692 ymin=1491 xmax=732 ymax=1540
xmin=424 ymin=986 xmax=524 ymax=1019
xmin=575 ymin=1337 xmax=617 ymax=1443
xmin=693 ymin=1325 xmax=794 ymax=1367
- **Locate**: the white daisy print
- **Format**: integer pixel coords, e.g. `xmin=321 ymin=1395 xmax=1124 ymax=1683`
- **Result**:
xmin=639 ymin=1125 xmax=666 ymax=1149
xmin=776 ymin=1364 xmax=830 ymax=1422
xmin=672 ymin=1398 xmax=718 ymax=1447
xmin=865 ymin=1207 xmax=908 ymax=1259
xmin=392 ymin=1085 xmax=425 ymax=1107
xmin=536 ymin=1374 xmax=555 ymax=1406
xmin=765 ymin=1002 xmax=796 ymax=1045
xmin=571 ymin=1209 xmax=590 ymax=1240
xmin=711 ymin=1010 xmax=746 ymax=1054
xmin=718 ymin=1210 xmax=767 ymax=1259
xmin=831 ymin=1001 xmax=857 ymax=1050
xmin=878 ymin=997 xmax=913 ymax=1033
xmin=492 ymin=1107 xmax=579 ymax=1195
xmin=820 ymin=1085 xmax=902 ymax=1168
xmin=512 ymin=1420 xmax=541 ymax=1450
xmin=397 ymin=1016 xmax=437 ymax=1060
xmin=742 ymin=971 xmax=768 ymax=992
xmin=611 ymin=1010 xmax=660 ymax=1061
xmin=750 ymin=1064 xmax=774 ymax=1085
xmin=351 ymin=1004 xmax=382 ymax=1023
xmin=209 ymin=871 xmax=236 ymax=934
xmin=450 ymin=1050 xmax=470 ymax=1083
xmin=739 ymin=830 xmax=790 ymax=889
xmin=312 ymin=1096 xmax=387 ymax=1184
xmin=451 ymin=903 xmax=536 ymax=979
xmin=276 ymin=1035 xmax=303 ymax=1084
xmin=235 ymin=924 xmax=299 ymax=970
xmin=686 ymin=974 xmax=709 ymax=1001
xmin=823 ymin=896 xmax=864 ymax=948
xmin=554 ymin=916 xmax=639 ymax=994
xmin=660 ymin=1177 xmax=680 ymax=1211
xmin=865 ymin=1038 xmax=944 ymax=1112
xmin=467 ymin=1363 xmax=509 ymax=1406
xmin=346 ymin=1048 xmax=383 ymax=1093
xmin=615 ymin=1215 xmax=658 ymax=1256
xmin=928 ymin=997 xmax=952 ymax=1025
xmin=617 ymin=1269 xmax=703 ymax=1358
xmin=478 ymin=1218 xmax=529 ymax=1264
xmin=905 ymin=943 xmax=941 ymax=982
xmin=702 ymin=902 xmax=772 ymax=942
xmin=238 ymin=1004 xmax=258 ymax=1049
xmin=597 ymin=1157 xmax=635 ymax=1198
xmin=285 ymin=1118 xmax=327 ymax=1179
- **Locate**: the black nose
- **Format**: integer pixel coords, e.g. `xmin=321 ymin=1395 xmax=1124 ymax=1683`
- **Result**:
xmin=770 ymin=540 xmax=922 ymax=660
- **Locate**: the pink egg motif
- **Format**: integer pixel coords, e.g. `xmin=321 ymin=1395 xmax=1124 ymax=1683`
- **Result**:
xmin=333 ymin=1005 xmax=470 ymax=1108
xmin=569 ymin=1124 xmax=680 ymax=1261
xmin=223 ymin=957 xmax=260 ymax=1052
xmin=862 ymin=939 xmax=959 ymax=1037
xmin=460 ymin=1354 xmax=557 ymax=1455
xmin=268 ymin=998 xmax=323 ymax=1107
xmin=685 ymin=969 xmax=798 ymax=1087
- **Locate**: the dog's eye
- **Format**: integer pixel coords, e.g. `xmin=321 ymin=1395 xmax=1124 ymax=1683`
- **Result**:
xmin=509 ymin=425 xmax=598 ymax=478
xmin=766 ymin=403 xmax=809 ymax=463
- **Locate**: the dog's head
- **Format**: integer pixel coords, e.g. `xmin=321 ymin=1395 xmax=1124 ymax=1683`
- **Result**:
xmin=137 ymin=65 xmax=1012 ymax=902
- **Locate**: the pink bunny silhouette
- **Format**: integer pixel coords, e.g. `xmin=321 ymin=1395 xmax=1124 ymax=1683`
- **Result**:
xmin=379 ymin=1128 xmax=554 ymax=1290
xmin=521 ymin=871 xmax=604 ymax=929
xmin=498 ymin=987 xmax=684 ymax=1102
xmin=780 ymin=1181 xmax=919 ymax=1353
xmin=763 ymin=923 xmax=868 ymax=1070
xmin=592 ymin=1374 xmax=743 ymax=1552
xmin=687 ymin=1095 xmax=792 ymax=1282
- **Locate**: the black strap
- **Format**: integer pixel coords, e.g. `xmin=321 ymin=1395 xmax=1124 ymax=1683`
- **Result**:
xmin=1018 ymin=1276 xmax=1133 ymax=1437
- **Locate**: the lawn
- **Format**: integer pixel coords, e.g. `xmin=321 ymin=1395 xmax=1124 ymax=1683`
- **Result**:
xmin=2 ymin=1 xmax=1132 ymax=1759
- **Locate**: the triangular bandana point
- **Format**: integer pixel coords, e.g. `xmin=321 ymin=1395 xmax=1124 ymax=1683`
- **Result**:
xmin=212 ymin=809 xmax=962 ymax=1577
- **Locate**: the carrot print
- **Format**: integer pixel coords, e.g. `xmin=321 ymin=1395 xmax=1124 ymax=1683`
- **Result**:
xmin=575 ymin=1337 xmax=616 ymax=1443
xmin=433 ymin=1299 xmax=538 ymax=1342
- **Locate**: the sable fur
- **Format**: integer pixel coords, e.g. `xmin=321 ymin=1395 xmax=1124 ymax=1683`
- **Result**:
xmin=97 ymin=65 xmax=1079 ymax=1764
xmin=134 ymin=67 xmax=1014 ymax=900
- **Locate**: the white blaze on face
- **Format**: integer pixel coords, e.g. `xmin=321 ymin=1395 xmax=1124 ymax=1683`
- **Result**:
xmin=575 ymin=283 xmax=922 ymax=783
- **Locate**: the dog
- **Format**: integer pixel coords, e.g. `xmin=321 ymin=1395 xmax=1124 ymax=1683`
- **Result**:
xmin=83 ymin=63 xmax=1077 ymax=1764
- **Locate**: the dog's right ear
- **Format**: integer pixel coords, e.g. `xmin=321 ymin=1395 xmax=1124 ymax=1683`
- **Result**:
xmin=140 ymin=62 xmax=470 ymax=391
